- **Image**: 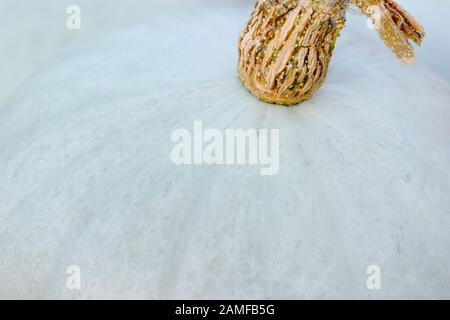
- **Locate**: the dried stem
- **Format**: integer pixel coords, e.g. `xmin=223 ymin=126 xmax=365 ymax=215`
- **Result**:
xmin=238 ymin=0 xmax=425 ymax=106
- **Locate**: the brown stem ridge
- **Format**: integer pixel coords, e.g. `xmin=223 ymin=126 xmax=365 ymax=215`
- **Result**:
xmin=238 ymin=0 xmax=425 ymax=106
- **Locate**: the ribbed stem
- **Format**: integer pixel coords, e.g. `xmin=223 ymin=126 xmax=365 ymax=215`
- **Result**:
xmin=238 ymin=0 xmax=349 ymax=105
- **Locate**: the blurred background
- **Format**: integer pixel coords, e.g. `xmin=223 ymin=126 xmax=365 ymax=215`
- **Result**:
xmin=0 ymin=0 xmax=448 ymax=106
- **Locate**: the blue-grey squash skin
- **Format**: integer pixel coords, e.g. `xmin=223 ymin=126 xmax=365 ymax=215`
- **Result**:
xmin=0 ymin=3 xmax=449 ymax=299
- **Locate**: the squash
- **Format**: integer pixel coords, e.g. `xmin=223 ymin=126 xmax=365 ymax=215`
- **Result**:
xmin=0 ymin=2 xmax=449 ymax=299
